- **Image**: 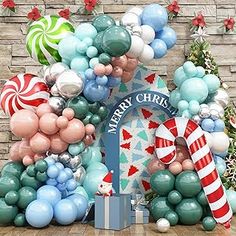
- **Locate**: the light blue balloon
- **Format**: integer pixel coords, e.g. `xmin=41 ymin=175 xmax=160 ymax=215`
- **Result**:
xmin=83 ymin=170 xmax=107 ymax=197
xmin=67 ymin=193 xmax=88 ymax=220
xmin=64 ymin=168 xmax=73 ymax=179
xmin=196 ymin=66 xmax=205 ymax=78
xmin=202 ymin=74 xmax=220 ymax=94
xmin=180 ymin=78 xmax=208 ymax=103
xmin=75 ymin=23 xmax=98 ymax=40
xmin=189 ymin=100 xmax=200 ymax=115
xmin=86 ymin=162 xmax=108 ymax=173
xmin=81 ymin=147 xmax=102 ymax=167
xmin=71 ymin=56 xmax=89 ymax=73
xmin=46 ymin=178 xmax=57 ymax=186
xmin=68 ymin=142 xmax=85 ymax=156
xmin=156 ymin=26 xmax=177 ymax=49
xmin=76 ymin=41 xmax=88 ymax=54
xmin=86 ymin=46 xmax=98 ymax=58
xmin=226 ymin=190 xmax=236 ymax=213
xmin=214 ymin=155 xmax=226 ymax=176
xmin=62 ymin=58 xmax=71 ymax=66
xmin=216 ymin=151 xmax=228 ymax=159
xmin=57 ymin=183 xmax=67 ymax=192
xmin=54 ymin=199 xmax=77 ymax=225
xmin=45 ymin=157 xmax=55 ymax=166
xmin=74 ymin=186 xmax=89 ymax=200
xmin=107 ymin=76 xmax=121 ymax=88
xmin=47 ymin=165 xmax=59 ymax=179
xmin=141 ymin=4 xmax=168 ymax=32
xmin=201 ymin=118 xmax=215 ymax=132
xmin=96 ymin=75 xmax=108 ymax=86
xmin=169 ymin=88 xmax=182 ymax=108
xmin=214 ymin=119 xmax=225 ymax=132
xmin=55 ymin=162 xmax=64 ymax=170
xmin=89 ymin=57 xmax=99 ymax=69
xmin=150 ymin=39 xmax=167 ymax=58
xmin=85 ymin=68 xmax=96 ymax=80
xmin=57 ymin=170 xmax=69 ymax=184
xmin=183 ymin=61 xmax=197 ymax=78
xmin=182 ymin=109 xmax=191 ymax=118
xmin=174 ymin=67 xmax=187 ymax=87
xmin=178 ymin=100 xmax=189 ymax=112
xmin=37 ymin=185 xmax=61 ymax=207
xmin=66 ymin=179 xmax=77 ymax=192
xmin=25 ymin=200 xmax=53 ymax=228
xmin=83 ymin=37 xmax=93 ymax=47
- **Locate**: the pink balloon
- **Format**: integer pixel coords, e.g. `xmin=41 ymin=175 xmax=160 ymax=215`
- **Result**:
xmin=19 ymin=140 xmax=35 ymax=158
xmin=125 ymin=58 xmax=138 ymax=71
xmin=104 ymin=64 xmax=113 ymax=75
xmin=147 ymin=158 xmax=165 ymax=175
xmin=10 ymin=141 xmax=21 ymax=161
xmin=30 ymin=132 xmax=51 ymax=154
xmin=10 ymin=109 xmax=39 ymax=138
xmin=83 ymin=135 xmax=94 ymax=146
xmin=60 ymin=118 xmax=85 ymax=144
xmin=56 ymin=116 xmax=69 ymax=129
xmin=111 ymin=66 xmax=123 ymax=77
xmin=94 ymin=64 xmax=106 ymax=76
xmin=121 ymin=71 xmax=134 ymax=83
xmin=169 ymin=161 xmax=183 ymax=175
xmin=182 ymin=159 xmax=195 ymax=171
xmin=34 ymin=153 xmax=45 ymax=162
xmin=36 ymin=103 xmax=52 ymax=117
xmin=39 ymin=113 xmax=59 ymax=135
xmin=50 ymin=133 xmax=68 ymax=153
xmin=175 ymin=145 xmax=190 ymax=163
xmin=62 ymin=108 xmax=75 ymax=120
xmin=112 ymin=56 xmax=128 ymax=68
xmin=85 ymin=124 xmax=95 ymax=135
xmin=22 ymin=155 xmax=34 ymax=166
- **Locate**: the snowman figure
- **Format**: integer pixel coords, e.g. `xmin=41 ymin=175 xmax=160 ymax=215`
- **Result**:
xmin=96 ymin=170 xmax=114 ymax=197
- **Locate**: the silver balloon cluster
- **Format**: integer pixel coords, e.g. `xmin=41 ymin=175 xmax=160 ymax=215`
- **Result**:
xmin=58 ymin=151 xmax=82 ymax=171
xmin=73 ymin=166 xmax=86 ymax=185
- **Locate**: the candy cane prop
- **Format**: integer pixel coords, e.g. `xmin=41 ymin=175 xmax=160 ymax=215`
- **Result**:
xmin=155 ymin=117 xmax=232 ymax=227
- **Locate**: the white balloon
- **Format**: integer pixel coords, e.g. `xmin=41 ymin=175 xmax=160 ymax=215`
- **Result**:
xmin=141 ymin=25 xmax=155 ymax=44
xmin=211 ymin=132 xmax=230 ymax=154
xmin=203 ymin=131 xmax=213 ymax=148
xmin=132 ymin=25 xmax=142 ymax=37
xmin=156 ymin=218 xmax=170 ymax=233
xmin=127 ymin=6 xmax=143 ymax=17
xmin=126 ymin=35 xmax=144 ymax=58
xmin=138 ymin=44 xmax=154 ymax=63
xmin=208 ymin=102 xmax=224 ymax=118
xmin=121 ymin=12 xmax=141 ymax=27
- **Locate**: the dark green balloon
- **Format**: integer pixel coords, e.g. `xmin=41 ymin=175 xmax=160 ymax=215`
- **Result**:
xmin=67 ymin=96 xmax=89 ymax=120
xmin=99 ymin=53 xmax=112 ymax=65
xmin=83 ymin=112 xmax=93 ymax=125
xmin=0 ymin=175 xmax=21 ymax=197
xmin=175 ymin=198 xmax=203 ymax=225
xmin=92 ymin=15 xmax=116 ymax=32
xmin=20 ymin=171 xmax=42 ymax=190
xmin=202 ymin=216 xmax=216 ymax=231
xmin=90 ymin=114 xmax=101 ymax=126
xmin=97 ymin=106 xmax=109 ymax=120
xmin=36 ymin=171 xmax=48 ymax=182
xmin=93 ymin=31 xmax=104 ymax=53
xmin=14 ymin=213 xmax=26 ymax=227
xmin=5 ymin=191 xmax=19 ymax=205
xmin=88 ymin=102 xmax=100 ymax=114
xmin=202 ymin=206 xmax=212 ymax=217
xmin=164 ymin=211 xmax=179 ymax=226
xmin=17 ymin=186 xmax=37 ymax=209
xmin=150 ymin=196 xmax=173 ymax=221
xmin=0 ymin=198 xmax=18 ymax=225
xmin=1 ymin=162 xmax=24 ymax=178
xmin=35 ymin=160 xmax=47 ymax=172
xmin=150 ymin=170 xmax=175 ymax=196
xmin=101 ymin=26 xmax=131 ymax=57
xmin=26 ymin=165 xmax=36 ymax=177
xmin=197 ymin=190 xmax=208 ymax=206
xmin=175 ymin=171 xmax=201 ymax=197
xmin=167 ymin=190 xmax=182 ymax=205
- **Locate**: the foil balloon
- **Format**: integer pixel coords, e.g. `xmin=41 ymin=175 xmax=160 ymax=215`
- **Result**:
xmin=58 ymin=152 xmax=72 ymax=165
xmin=208 ymin=102 xmax=224 ymax=118
xmin=67 ymin=155 xmax=82 ymax=171
xmin=73 ymin=166 xmax=86 ymax=185
xmin=48 ymin=97 xmax=66 ymax=115
xmin=211 ymin=88 xmax=229 ymax=108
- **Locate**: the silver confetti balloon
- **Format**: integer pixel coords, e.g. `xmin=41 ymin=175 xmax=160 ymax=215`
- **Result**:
xmin=48 ymin=96 xmax=66 ymax=115
xmin=156 ymin=218 xmax=170 ymax=233
xmin=58 ymin=152 xmax=72 ymax=165
xmin=211 ymin=88 xmax=229 ymax=108
xmin=199 ymin=106 xmax=211 ymax=119
xmin=210 ymin=109 xmax=220 ymax=120
xmin=208 ymin=102 xmax=224 ymax=118
xmin=56 ymin=70 xmax=84 ymax=99
xmin=192 ymin=114 xmax=202 ymax=124
xmin=121 ymin=12 xmax=141 ymax=27
xmin=50 ymin=84 xmax=60 ymax=97
xmin=67 ymin=155 xmax=82 ymax=171
xmin=73 ymin=166 xmax=86 ymax=185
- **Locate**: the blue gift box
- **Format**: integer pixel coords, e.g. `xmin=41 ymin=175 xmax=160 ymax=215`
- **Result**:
xmin=95 ymin=194 xmax=131 ymax=230
xmin=131 ymin=208 xmax=149 ymax=224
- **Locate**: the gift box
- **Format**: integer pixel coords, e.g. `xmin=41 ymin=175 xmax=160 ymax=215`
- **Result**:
xmin=131 ymin=193 xmax=148 ymax=211
xmin=131 ymin=208 xmax=150 ymax=224
xmin=95 ymin=194 xmax=131 ymax=230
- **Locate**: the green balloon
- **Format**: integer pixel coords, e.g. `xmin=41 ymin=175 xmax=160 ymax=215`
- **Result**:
xmin=17 ymin=187 xmax=37 ymax=209
xmin=150 ymin=196 xmax=173 ymax=221
xmin=202 ymin=206 xmax=212 ymax=217
xmin=92 ymin=15 xmax=116 ymax=32
xmin=99 ymin=53 xmax=112 ymax=65
xmin=20 ymin=171 xmax=42 ymax=190
xmin=97 ymin=106 xmax=109 ymax=120
xmin=5 ymin=191 xmax=19 ymax=205
xmin=202 ymin=216 xmax=216 ymax=231
xmin=93 ymin=31 xmax=104 ymax=53
xmin=0 ymin=175 xmax=21 ymax=197
xmin=197 ymin=190 xmax=208 ymax=206
xmin=36 ymin=171 xmax=48 ymax=182
xmin=150 ymin=170 xmax=175 ymax=196
xmin=83 ymin=112 xmax=93 ymax=125
xmin=35 ymin=160 xmax=47 ymax=172
xmin=0 ymin=198 xmax=18 ymax=225
xmin=101 ymin=26 xmax=131 ymax=57
xmin=67 ymin=96 xmax=89 ymax=120
xmin=88 ymin=102 xmax=100 ymax=114
xmin=165 ymin=211 xmax=179 ymax=226
xmin=14 ymin=213 xmax=26 ymax=227
xmin=175 ymin=198 xmax=203 ymax=225
xmin=175 ymin=171 xmax=201 ymax=197
xmin=26 ymin=165 xmax=36 ymax=177
xmin=90 ymin=114 xmax=101 ymax=126
xmin=167 ymin=190 xmax=182 ymax=205
xmin=1 ymin=162 xmax=24 ymax=178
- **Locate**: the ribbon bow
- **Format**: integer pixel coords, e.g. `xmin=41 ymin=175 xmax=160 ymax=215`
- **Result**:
xmin=131 ymin=193 xmax=148 ymax=210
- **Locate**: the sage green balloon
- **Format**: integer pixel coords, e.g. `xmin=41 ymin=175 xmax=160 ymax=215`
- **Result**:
xmin=0 ymin=198 xmax=18 ymax=225
xmin=20 ymin=171 xmax=42 ymax=190
xmin=36 ymin=171 xmax=48 ymax=182
xmin=175 ymin=198 xmax=203 ymax=225
xmin=101 ymin=26 xmax=131 ymax=57
xmin=1 ymin=162 xmax=24 ymax=178
xmin=202 ymin=216 xmax=216 ymax=231
xmin=197 ymin=190 xmax=208 ymax=206
xmin=99 ymin=53 xmax=112 ymax=65
xmin=5 ymin=191 xmax=19 ymax=205
xmin=150 ymin=196 xmax=173 ymax=221
xmin=97 ymin=106 xmax=109 ymax=120
xmin=164 ymin=211 xmax=179 ymax=226
xmin=88 ymin=102 xmax=100 ymax=113
xmin=150 ymin=170 xmax=175 ymax=196
xmin=17 ymin=187 xmax=37 ymax=209
xmin=83 ymin=112 xmax=93 ymax=125
xmin=35 ymin=160 xmax=48 ymax=172
xmin=92 ymin=15 xmax=116 ymax=32
xmin=167 ymin=190 xmax=182 ymax=205
xmin=0 ymin=175 xmax=21 ymax=197
xmin=26 ymin=165 xmax=36 ymax=177
xmin=14 ymin=213 xmax=26 ymax=227
xmin=93 ymin=31 xmax=104 ymax=53
xmin=90 ymin=114 xmax=101 ymax=126
xmin=175 ymin=171 xmax=201 ymax=197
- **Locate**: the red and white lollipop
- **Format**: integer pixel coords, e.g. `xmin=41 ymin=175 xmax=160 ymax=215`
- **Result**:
xmin=0 ymin=73 xmax=49 ymax=116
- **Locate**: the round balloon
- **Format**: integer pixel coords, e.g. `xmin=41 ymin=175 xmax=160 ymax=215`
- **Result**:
xmin=0 ymin=198 xmax=18 ymax=225
xmin=92 ymin=15 xmax=116 ymax=32
xmin=26 ymin=15 xmax=74 ymax=65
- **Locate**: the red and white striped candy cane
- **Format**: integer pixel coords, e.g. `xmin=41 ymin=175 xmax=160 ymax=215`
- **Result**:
xmin=155 ymin=117 xmax=232 ymax=226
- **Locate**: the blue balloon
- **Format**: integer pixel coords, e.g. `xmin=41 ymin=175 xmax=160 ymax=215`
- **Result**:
xmin=214 ymin=155 xmax=226 ymax=176
xmin=45 ymin=157 xmax=55 ymax=166
xmin=46 ymin=178 xmax=57 ymax=186
xmin=47 ymin=165 xmax=59 ymax=179
xmin=57 ymin=183 xmax=67 ymax=192
xmin=75 ymin=23 xmax=97 ymax=40
xmin=68 ymin=142 xmax=85 ymax=156
xmin=81 ymin=147 xmax=102 ymax=167
xmin=74 ymin=186 xmax=89 ymax=200
xmin=189 ymin=100 xmax=200 ymax=115
xmin=76 ymin=41 xmax=88 ymax=54
xmin=214 ymin=119 xmax=225 ymax=132
xmin=26 ymin=200 xmax=53 ymax=228
xmin=54 ymin=199 xmax=77 ymax=225
xmin=141 ymin=4 xmax=168 ymax=32
xmin=156 ymin=26 xmax=177 ymax=49
xmin=37 ymin=185 xmax=61 ymax=207
xmin=64 ymin=168 xmax=73 ymax=179
xmin=183 ymin=61 xmax=198 ymax=78
xmin=173 ymin=67 xmax=187 ymax=87
xmin=89 ymin=57 xmax=99 ymax=69
xmin=67 ymin=193 xmax=88 ymax=220
xmin=55 ymin=162 xmax=64 ymax=170
xmin=202 ymin=74 xmax=220 ymax=94
xmin=178 ymin=100 xmax=189 ymax=112
xmin=66 ymin=179 xmax=77 ymax=192
xmin=216 ymin=151 xmax=228 ymax=158
xmin=150 ymin=39 xmax=167 ymax=58
xmin=85 ymin=68 xmax=96 ymax=80
xmin=70 ymin=56 xmax=89 ymax=73
xmin=226 ymin=190 xmax=236 ymax=213
xmin=107 ymin=76 xmax=121 ymax=88
xmin=96 ymin=75 xmax=108 ymax=86
xmin=83 ymin=37 xmax=93 ymax=47
xmin=86 ymin=46 xmax=98 ymax=58
xmin=57 ymin=170 xmax=69 ymax=184
xmin=196 ymin=66 xmax=205 ymax=78
xmin=169 ymin=88 xmax=181 ymax=108
xmin=201 ymin=118 xmax=215 ymax=132
xmin=86 ymin=162 xmax=108 ymax=173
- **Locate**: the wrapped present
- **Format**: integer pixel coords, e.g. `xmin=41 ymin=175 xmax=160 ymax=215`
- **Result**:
xmin=131 ymin=208 xmax=150 ymax=224
xmin=131 ymin=193 xmax=148 ymax=211
xmin=95 ymin=194 xmax=131 ymax=230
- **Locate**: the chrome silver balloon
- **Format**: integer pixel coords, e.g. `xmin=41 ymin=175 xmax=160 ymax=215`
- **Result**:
xmin=208 ymin=102 xmax=224 ymax=118
xmin=48 ymin=96 xmax=66 ymax=115
xmin=67 ymin=155 xmax=82 ymax=171
xmin=120 ymin=12 xmax=141 ymax=27
xmin=192 ymin=114 xmax=202 ymax=124
xmin=210 ymin=109 xmax=220 ymax=120
xmin=199 ymin=106 xmax=211 ymax=119
xmin=58 ymin=152 xmax=72 ymax=165
xmin=211 ymin=88 xmax=229 ymax=108
xmin=50 ymin=84 xmax=60 ymax=97
xmin=73 ymin=166 xmax=86 ymax=185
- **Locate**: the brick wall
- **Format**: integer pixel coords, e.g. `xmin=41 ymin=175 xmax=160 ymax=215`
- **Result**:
xmin=0 ymin=0 xmax=236 ymax=166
